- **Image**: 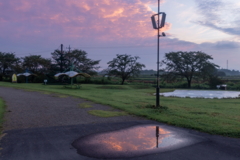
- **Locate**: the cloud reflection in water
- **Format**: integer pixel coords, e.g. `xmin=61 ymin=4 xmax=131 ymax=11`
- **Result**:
xmin=72 ymin=125 xmax=188 ymax=158
xmin=99 ymin=126 xmax=170 ymax=151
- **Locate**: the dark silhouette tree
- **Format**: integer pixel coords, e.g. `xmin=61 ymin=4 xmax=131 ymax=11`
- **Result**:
xmin=51 ymin=49 xmax=69 ymax=72
xmin=107 ymin=54 xmax=145 ymax=85
xmin=65 ymin=49 xmax=100 ymax=75
xmin=51 ymin=49 xmax=100 ymax=75
xmin=162 ymin=51 xmax=219 ymax=88
xmin=22 ymin=55 xmax=51 ymax=74
xmin=0 ymin=52 xmax=20 ymax=75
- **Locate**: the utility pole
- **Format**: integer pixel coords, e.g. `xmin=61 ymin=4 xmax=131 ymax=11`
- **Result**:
xmin=66 ymin=45 xmax=71 ymax=53
xmin=227 ymin=60 xmax=228 ymax=70
xmin=60 ymin=44 xmax=63 ymax=72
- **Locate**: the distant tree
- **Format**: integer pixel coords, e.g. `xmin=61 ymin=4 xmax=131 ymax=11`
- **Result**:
xmin=140 ymin=69 xmax=157 ymax=75
xmin=218 ymin=69 xmax=240 ymax=76
xmin=201 ymin=64 xmax=224 ymax=88
xmin=199 ymin=62 xmax=219 ymax=81
xmin=65 ymin=49 xmax=100 ymax=75
xmin=0 ymin=52 xmax=20 ymax=75
xmin=51 ymin=49 xmax=100 ymax=75
xmin=51 ymin=49 xmax=69 ymax=72
xmin=216 ymin=71 xmax=226 ymax=77
xmin=161 ymin=51 xmax=219 ymax=88
xmin=208 ymin=76 xmax=224 ymax=89
xmin=107 ymin=54 xmax=145 ymax=85
xmin=22 ymin=55 xmax=51 ymax=74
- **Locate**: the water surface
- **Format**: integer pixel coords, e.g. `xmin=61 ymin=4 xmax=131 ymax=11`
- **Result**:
xmin=160 ymin=90 xmax=240 ymax=99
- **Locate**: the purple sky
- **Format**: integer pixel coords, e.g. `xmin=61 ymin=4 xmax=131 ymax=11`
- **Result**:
xmin=1 ymin=0 xmax=240 ymax=70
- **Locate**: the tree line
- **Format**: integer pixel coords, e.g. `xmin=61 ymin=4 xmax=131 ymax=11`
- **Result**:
xmin=0 ymin=49 xmax=100 ymax=82
xmin=0 ymin=49 xmax=146 ymax=84
xmin=0 ymin=49 xmax=221 ymax=87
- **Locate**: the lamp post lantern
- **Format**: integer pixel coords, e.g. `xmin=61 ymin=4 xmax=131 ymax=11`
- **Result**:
xmin=151 ymin=0 xmax=166 ymax=107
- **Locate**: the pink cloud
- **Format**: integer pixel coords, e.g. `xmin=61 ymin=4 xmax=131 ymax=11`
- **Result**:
xmin=0 ymin=0 xmax=172 ymax=43
xmin=160 ymin=22 xmax=172 ymax=32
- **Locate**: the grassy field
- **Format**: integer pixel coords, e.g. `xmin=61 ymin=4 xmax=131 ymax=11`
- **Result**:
xmin=0 ymin=82 xmax=240 ymax=138
xmin=0 ymin=97 xmax=5 ymax=133
xmin=88 ymin=110 xmax=128 ymax=117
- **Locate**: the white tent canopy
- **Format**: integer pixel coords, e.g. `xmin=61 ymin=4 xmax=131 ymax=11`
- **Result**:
xmin=17 ymin=73 xmax=36 ymax=77
xmin=54 ymin=71 xmax=90 ymax=78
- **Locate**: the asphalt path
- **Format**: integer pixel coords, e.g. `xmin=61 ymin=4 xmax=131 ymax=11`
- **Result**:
xmin=0 ymin=86 xmax=240 ymax=160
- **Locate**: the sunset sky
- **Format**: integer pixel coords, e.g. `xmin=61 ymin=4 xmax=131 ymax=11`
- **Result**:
xmin=1 ymin=0 xmax=240 ymax=70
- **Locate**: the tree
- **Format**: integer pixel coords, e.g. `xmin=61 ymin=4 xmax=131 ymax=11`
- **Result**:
xmin=217 ymin=71 xmax=226 ymax=77
xmin=51 ymin=49 xmax=100 ymax=75
xmin=161 ymin=51 xmax=219 ymax=88
xmin=0 ymin=52 xmax=20 ymax=75
xmin=65 ymin=49 xmax=100 ymax=75
xmin=51 ymin=49 xmax=69 ymax=72
xmin=107 ymin=54 xmax=145 ymax=85
xmin=22 ymin=55 xmax=52 ymax=74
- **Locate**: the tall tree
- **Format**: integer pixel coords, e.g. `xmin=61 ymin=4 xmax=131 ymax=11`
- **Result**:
xmin=107 ymin=54 xmax=145 ymax=85
xmin=0 ymin=52 xmax=20 ymax=75
xmin=162 ymin=51 xmax=219 ymax=88
xmin=22 ymin=55 xmax=51 ymax=74
xmin=65 ymin=49 xmax=100 ymax=75
xmin=51 ymin=49 xmax=69 ymax=72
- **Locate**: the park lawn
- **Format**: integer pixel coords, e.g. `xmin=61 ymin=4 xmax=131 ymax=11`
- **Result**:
xmin=0 ymin=82 xmax=240 ymax=138
xmin=0 ymin=97 xmax=5 ymax=133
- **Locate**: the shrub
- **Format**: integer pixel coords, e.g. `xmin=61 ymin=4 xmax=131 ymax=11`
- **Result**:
xmin=2 ymin=76 xmax=11 ymax=82
xmin=209 ymin=76 xmax=224 ymax=89
xmin=17 ymin=76 xmax=25 ymax=83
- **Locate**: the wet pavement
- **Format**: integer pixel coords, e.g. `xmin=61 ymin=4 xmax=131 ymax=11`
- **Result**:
xmin=160 ymin=90 xmax=240 ymax=99
xmin=1 ymin=87 xmax=240 ymax=160
xmin=1 ymin=121 xmax=240 ymax=160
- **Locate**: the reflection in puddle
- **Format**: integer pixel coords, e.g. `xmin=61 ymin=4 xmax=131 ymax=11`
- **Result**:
xmin=99 ymin=126 xmax=172 ymax=151
xmin=72 ymin=125 xmax=196 ymax=158
xmin=160 ymin=90 xmax=240 ymax=99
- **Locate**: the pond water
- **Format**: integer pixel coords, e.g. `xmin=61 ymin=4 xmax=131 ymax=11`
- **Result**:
xmin=160 ymin=90 xmax=240 ymax=99
xmin=72 ymin=125 xmax=200 ymax=158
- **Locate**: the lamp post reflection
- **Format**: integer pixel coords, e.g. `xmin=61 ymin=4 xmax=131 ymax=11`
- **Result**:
xmin=156 ymin=126 xmax=159 ymax=148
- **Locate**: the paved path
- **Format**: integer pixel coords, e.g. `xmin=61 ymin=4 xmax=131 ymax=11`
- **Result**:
xmin=0 ymin=87 xmax=144 ymax=131
xmin=0 ymin=86 xmax=240 ymax=160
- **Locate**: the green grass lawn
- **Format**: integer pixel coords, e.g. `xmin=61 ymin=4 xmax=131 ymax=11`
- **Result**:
xmin=0 ymin=97 xmax=5 ymax=133
xmin=0 ymin=82 xmax=240 ymax=138
xmin=88 ymin=110 xmax=127 ymax=117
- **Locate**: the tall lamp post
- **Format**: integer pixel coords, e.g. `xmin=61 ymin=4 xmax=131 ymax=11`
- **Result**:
xmin=151 ymin=0 xmax=166 ymax=107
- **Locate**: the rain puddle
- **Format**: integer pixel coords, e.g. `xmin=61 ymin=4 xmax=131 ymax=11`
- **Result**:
xmin=72 ymin=125 xmax=200 ymax=158
xmin=160 ymin=90 xmax=240 ymax=99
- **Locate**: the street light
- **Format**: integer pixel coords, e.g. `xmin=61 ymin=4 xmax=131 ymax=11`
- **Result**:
xmin=151 ymin=12 xmax=166 ymax=29
xmin=151 ymin=0 xmax=167 ymax=107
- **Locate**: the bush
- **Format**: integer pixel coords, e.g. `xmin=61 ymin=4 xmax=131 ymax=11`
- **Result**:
xmin=17 ymin=76 xmax=25 ymax=83
xmin=227 ymin=82 xmax=235 ymax=87
xmin=226 ymin=82 xmax=240 ymax=90
xmin=45 ymin=74 xmax=59 ymax=84
xmin=159 ymin=81 xmax=210 ymax=89
xmin=191 ymin=83 xmax=210 ymax=89
xmin=208 ymin=76 xmax=224 ymax=89
xmin=2 ymin=76 xmax=11 ymax=82
xmin=159 ymin=81 xmax=188 ymax=88
xmin=75 ymin=76 xmax=117 ymax=84
xmin=33 ymin=75 xmax=45 ymax=83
